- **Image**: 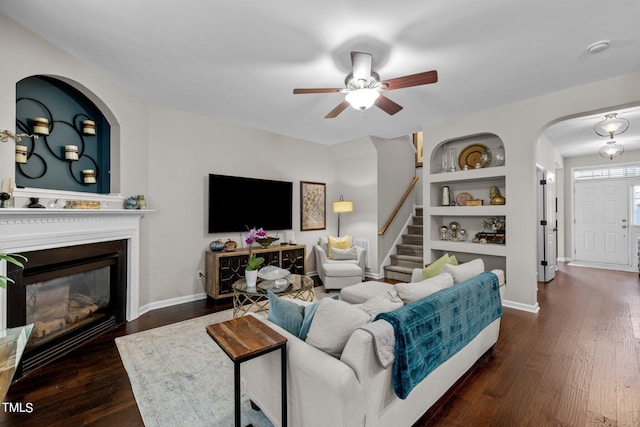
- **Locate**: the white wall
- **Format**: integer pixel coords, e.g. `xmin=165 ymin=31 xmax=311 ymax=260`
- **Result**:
xmin=372 ymin=135 xmax=418 ymax=274
xmin=423 ymin=72 xmax=640 ymax=311
xmin=145 ymin=104 xmax=341 ymax=304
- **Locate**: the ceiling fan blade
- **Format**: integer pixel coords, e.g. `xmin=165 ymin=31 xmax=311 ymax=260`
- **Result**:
xmin=381 ymin=70 xmax=438 ymax=91
xmin=293 ymin=88 xmax=343 ymax=94
xmin=351 ymin=51 xmax=372 ymax=82
xmin=325 ymin=100 xmax=350 ymax=119
xmin=375 ymin=95 xmax=403 ymax=115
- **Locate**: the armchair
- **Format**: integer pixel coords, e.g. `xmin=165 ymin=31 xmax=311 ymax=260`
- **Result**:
xmin=314 ymin=237 xmax=366 ymax=290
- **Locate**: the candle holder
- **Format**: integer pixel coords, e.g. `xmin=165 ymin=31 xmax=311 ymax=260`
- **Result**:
xmin=82 ymin=120 xmax=96 ymax=135
xmin=65 ymin=145 xmax=79 ymax=160
xmin=32 ymin=117 xmax=49 ymax=135
xmin=15 ymin=145 xmax=28 ymax=164
xmin=82 ymin=169 xmax=96 ymax=184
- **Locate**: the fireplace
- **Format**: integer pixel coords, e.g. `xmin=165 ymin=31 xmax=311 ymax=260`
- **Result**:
xmin=6 ymin=240 xmax=127 ymax=374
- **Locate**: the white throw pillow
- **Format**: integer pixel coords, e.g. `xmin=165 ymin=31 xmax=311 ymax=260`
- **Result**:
xmin=441 ymin=258 xmax=485 ymax=284
xmin=305 ymin=298 xmax=370 ymax=358
xmin=331 ymin=247 xmax=357 ymax=260
xmin=356 ymin=289 xmax=404 ymax=319
xmin=394 ymin=272 xmax=454 ymax=304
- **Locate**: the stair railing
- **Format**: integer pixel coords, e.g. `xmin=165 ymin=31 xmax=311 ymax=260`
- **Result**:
xmin=378 ymin=176 xmax=420 ymax=235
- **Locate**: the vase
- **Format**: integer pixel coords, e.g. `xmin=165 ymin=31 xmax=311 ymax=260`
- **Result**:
xmin=245 ymin=269 xmax=258 ymax=289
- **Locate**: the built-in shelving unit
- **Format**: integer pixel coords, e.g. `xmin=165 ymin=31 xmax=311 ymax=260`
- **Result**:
xmin=426 ymin=133 xmax=507 ymax=273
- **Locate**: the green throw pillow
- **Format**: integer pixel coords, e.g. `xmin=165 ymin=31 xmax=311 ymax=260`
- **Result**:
xmin=267 ymin=291 xmax=305 ymax=336
xmin=422 ymin=253 xmax=458 ymax=280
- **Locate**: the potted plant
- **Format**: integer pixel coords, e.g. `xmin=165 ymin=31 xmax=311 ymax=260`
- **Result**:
xmin=0 ymin=251 xmax=26 ymax=288
xmin=244 ymin=228 xmax=266 ymax=289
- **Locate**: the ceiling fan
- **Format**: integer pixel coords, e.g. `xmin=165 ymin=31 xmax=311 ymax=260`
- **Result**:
xmin=293 ymin=51 xmax=438 ymax=119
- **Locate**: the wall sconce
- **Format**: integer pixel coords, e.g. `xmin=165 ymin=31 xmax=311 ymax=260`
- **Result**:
xmin=0 ymin=129 xmax=39 ymax=143
xmin=65 ymin=145 xmax=79 ymax=160
xmin=332 ymin=194 xmax=354 ymax=237
xmin=82 ymin=169 xmax=96 ymax=184
xmin=32 ymin=117 xmax=50 ymax=135
xmin=82 ymin=120 xmax=96 ymax=135
xmin=15 ymin=145 xmax=28 ymax=164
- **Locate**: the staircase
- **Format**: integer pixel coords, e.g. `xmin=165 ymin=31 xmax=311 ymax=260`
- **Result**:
xmin=383 ymin=207 xmax=424 ymax=282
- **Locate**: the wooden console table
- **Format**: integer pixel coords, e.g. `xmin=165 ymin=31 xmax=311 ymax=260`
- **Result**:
xmin=206 ymin=316 xmax=287 ymax=427
xmin=205 ymin=244 xmax=305 ymax=299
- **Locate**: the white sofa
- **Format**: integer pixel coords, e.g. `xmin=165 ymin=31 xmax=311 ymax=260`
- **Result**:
xmin=244 ymin=267 xmax=504 ymax=427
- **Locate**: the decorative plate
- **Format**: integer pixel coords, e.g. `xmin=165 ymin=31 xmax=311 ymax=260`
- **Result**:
xmin=456 ymin=192 xmax=472 ymax=207
xmin=257 ymin=266 xmax=290 ymax=280
xmin=458 ymin=144 xmax=491 ymax=169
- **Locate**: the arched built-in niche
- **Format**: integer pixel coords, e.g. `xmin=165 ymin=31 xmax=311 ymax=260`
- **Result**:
xmin=15 ymin=75 xmax=115 ymax=194
xmin=426 ymin=132 xmax=507 ymax=273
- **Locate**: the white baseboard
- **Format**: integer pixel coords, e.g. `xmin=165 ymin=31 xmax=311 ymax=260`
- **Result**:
xmin=138 ymin=292 xmax=207 ymax=317
xmin=502 ymin=299 xmax=540 ymax=313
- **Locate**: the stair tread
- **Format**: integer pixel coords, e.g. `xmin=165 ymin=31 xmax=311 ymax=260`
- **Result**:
xmin=391 ymin=254 xmax=423 ymax=260
xmin=384 ymin=265 xmax=415 ymax=273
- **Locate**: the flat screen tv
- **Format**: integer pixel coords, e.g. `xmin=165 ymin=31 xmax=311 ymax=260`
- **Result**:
xmin=208 ymin=174 xmax=293 ymax=233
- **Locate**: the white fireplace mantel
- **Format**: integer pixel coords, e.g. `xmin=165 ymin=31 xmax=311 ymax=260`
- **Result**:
xmin=0 ymin=209 xmax=150 ymax=329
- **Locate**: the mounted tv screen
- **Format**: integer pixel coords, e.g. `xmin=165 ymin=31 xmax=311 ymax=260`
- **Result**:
xmin=208 ymin=174 xmax=293 ymax=233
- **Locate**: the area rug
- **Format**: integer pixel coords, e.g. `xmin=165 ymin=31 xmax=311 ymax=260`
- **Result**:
xmin=115 ymin=309 xmax=274 ymax=427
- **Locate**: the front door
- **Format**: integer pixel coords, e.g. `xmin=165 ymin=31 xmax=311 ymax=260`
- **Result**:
xmin=574 ymin=179 xmax=629 ymax=265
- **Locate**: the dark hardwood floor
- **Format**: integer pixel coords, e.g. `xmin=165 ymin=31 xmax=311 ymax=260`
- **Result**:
xmin=1 ymin=262 xmax=638 ymax=426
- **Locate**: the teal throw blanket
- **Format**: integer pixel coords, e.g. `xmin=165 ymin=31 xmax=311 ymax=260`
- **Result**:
xmin=376 ymin=272 xmax=502 ymax=399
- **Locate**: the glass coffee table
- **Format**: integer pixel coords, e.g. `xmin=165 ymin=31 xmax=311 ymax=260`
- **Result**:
xmin=232 ymin=274 xmax=314 ymax=318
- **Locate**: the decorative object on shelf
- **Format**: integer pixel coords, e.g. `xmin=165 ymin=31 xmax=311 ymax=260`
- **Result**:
xmin=245 ymin=227 xmax=268 ymax=247
xmin=446 ymin=147 xmax=457 ymax=172
xmin=458 ymin=143 xmax=491 ymax=169
xmin=286 ymin=230 xmax=296 ymax=244
xmin=440 ymin=225 xmax=448 ymax=240
xmin=466 ymin=199 xmax=483 ymax=206
xmin=82 ymin=169 xmax=96 ymax=184
xmin=492 ymin=145 xmax=505 ymax=166
xmin=26 ymin=197 xmax=45 ymax=208
xmin=449 ymin=221 xmax=460 ymax=241
xmin=332 ymin=194 xmax=353 ymax=236
xmin=15 ymin=145 xmax=28 ymax=164
xmin=64 ymin=200 xmax=100 ymax=209
xmin=482 ymin=216 xmax=506 ymax=231
xmin=209 ymin=239 xmax=225 ymax=252
xmin=64 ymin=145 xmax=79 ymax=160
xmin=0 ymin=192 xmax=10 ymax=208
xmin=124 ymin=197 xmax=137 ymax=209
xmin=489 ymin=186 xmax=506 ymax=205
xmin=459 ymin=229 xmax=466 ymax=242
xmin=441 ymin=185 xmax=450 ymax=206
xmin=256 ymin=236 xmax=279 ymax=247
xmin=1 ymin=129 xmax=39 ymax=143
xmin=455 ymin=192 xmax=472 ymax=207
xmin=82 ymin=120 xmax=96 ymax=135
xmin=135 ymin=195 xmax=147 ymax=209
xmin=223 ymin=240 xmax=237 ymax=252
xmin=32 ymin=117 xmax=50 ymax=135
xmin=300 ymin=181 xmax=326 ymax=231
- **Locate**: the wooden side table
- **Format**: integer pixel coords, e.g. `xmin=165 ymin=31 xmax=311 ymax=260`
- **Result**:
xmin=206 ymin=315 xmax=287 ymax=427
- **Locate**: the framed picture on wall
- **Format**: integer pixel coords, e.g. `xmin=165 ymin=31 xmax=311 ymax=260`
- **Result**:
xmin=413 ymin=131 xmax=424 ymax=167
xmin=300 ymin=181 xmax=326 ymax=231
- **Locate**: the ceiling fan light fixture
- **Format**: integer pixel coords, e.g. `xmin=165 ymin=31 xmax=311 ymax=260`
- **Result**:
xmin=345 ymin=88 xmax=379 ymax=111
xmin=599 ymin=140 xmax=624 ymax=160
xmin=595 ymin=113 xmax=629 ymax=138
